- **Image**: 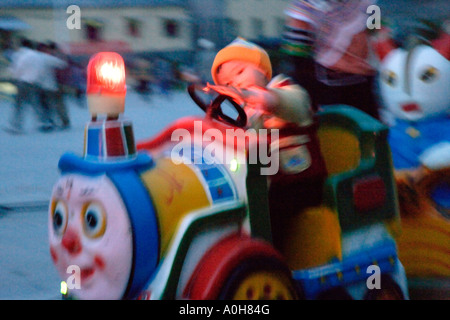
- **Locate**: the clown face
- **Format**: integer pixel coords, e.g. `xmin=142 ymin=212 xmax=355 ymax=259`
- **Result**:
xmin=49 ymin=174 xmax=133 ymax=300
xmin=379 ymin=45 xmax=450 ymax=122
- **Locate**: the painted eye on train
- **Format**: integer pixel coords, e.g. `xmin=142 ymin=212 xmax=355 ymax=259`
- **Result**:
xmin=382 ymin=70 xmax=397 ymax=87
xmin=52 ymin=200 xmax=68 ymax=236
xmin=430 ymin=182 xmax=450 ymax=219
xmin=81 ymin=202 xmax=107 ymax=239
xmin=419 ymin=66 xmax=439 ymax=83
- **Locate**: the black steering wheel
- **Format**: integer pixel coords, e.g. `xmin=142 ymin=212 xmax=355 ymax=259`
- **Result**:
xmin=188 ymin=84 xmax=247 ymax=128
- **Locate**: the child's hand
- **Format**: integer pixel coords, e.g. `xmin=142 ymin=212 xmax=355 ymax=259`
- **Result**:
xmin=206 ymin=84 xmax=245 ymax=104
xmin=206 ymin=84 xmax=277 ymax=113
xmin=242 ymin=86 xmax=277 ymax=112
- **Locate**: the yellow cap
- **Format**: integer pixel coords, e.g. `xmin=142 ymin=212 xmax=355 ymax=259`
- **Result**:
xmin=211 ymin=37 xmax=272 ymax=84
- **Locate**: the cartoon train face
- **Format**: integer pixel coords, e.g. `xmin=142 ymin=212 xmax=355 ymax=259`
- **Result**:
xmin=49 ymin=173 xmax=134 ymax=300
xmin=49 ymin=152 xmax=156 ymax=299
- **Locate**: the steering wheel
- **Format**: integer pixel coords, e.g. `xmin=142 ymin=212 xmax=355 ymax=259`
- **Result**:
xmin=188 ymin=84 xmax=247 ymax=128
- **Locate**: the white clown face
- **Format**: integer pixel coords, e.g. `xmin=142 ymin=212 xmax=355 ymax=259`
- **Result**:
xmin=379 ymin=45 xmax=450 ymax=122
xmin=49 ymin=174 xmax=133 ymax=300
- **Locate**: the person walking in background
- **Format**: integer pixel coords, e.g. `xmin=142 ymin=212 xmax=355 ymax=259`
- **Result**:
xmin=131 ymin=57 xmax=153 ymax=101
xmin=67 ymin=58 xmax=86 ymax=107
xmin=37 ymin=42 xmax=70 ymax=130
xmin=4 ymin=39 xmax=53 ymax=134
xmin=154 ymin=57 xmax=173 ymax=96
xmin=281 ymin=0 xmax=380 ymax=119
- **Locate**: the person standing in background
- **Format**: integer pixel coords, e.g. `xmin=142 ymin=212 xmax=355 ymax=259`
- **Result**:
xmin=4 ymin=39 xmax=53 ymax=133
xmin=67 ymin=58 xmax=87 ymax=107
xmin=154 ymin=57 xmax=173 ymax=96
xmin=282 ymin=0 xmax=380 ymax=119
xmin=39 ymin=42 xmax=71 ymax=130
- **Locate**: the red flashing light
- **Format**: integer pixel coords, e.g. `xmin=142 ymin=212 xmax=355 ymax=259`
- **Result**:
xmin=87 ymin=52 xmax=126 ymax=96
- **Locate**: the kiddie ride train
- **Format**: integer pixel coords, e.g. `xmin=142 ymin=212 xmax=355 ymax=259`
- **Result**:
xmin=48 ymin=52 xmax=408 ymax=300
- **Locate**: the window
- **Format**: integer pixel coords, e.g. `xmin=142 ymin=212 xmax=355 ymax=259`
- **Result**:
xmin=225 ymin=18 xmax=240 ymax=38
xmin=126 ymin=18 xmax=141 ymax=37
xmin=163 ymin=19 xmax=179 ymax=38
xmin=83 ymin=19 xmax=103 ymax=41
xmin=251 ymin=18 xmax=264 ymax=39
xmin=275 ymin=17 xmax=285 ymax=37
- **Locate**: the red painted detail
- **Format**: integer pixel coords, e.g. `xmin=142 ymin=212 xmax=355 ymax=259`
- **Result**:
xmin=401 ymin=103 xmax=421 ymax=113
xmin=373 ymin=38 xmax=397 ymax=61
xmin=61 ymin=228 xmax=82 ymax=256
xmin=105 ymin=126 xmax=125 ymax=156
xmin=81 ymin=267 xmax=95 ymax=281
xmin=431 ymin=33 xmax=450 ymax=60
xmin=94 ymin=254 xmax=105 ymax=271
xmin=353 ymin=176 xmax=387 ymax=212
xmin=50 ymin=246 xmax=58 ymax=263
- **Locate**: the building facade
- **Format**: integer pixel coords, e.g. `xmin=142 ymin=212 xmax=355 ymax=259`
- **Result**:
xmin=1 ymin=0 xmax=290 ymax=56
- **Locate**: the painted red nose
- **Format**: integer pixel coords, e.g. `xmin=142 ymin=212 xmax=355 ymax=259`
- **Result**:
xmin=61 ymin=228 xmax=82 ymax=256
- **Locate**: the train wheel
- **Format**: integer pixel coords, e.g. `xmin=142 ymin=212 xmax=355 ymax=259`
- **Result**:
xmin=217 ymin=257 xmax=301 ymax=300
xmin=364 ymin=275 xmax=405 ymax=300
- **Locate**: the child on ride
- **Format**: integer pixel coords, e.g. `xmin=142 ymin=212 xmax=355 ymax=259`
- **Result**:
xmin=209 ymin=38 xmax=327 ymax=249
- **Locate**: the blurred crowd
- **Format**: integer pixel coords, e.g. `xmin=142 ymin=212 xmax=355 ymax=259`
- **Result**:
xmin=127 ymin=56 xmax=192 ymax=101
xmin=1 ymin=0 xmax=447 ymax=135
xmin=0 ymin=38 xmax=195 ymax=135
xmin=2 ymin=38 xmax=84 ymax=134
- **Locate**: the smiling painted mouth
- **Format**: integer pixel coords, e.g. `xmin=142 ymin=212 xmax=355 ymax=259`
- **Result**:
xmin=401 ymin=103 xmax=421 ymax=112
xmin=81 ymin=267 xmax=95 ymax=281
